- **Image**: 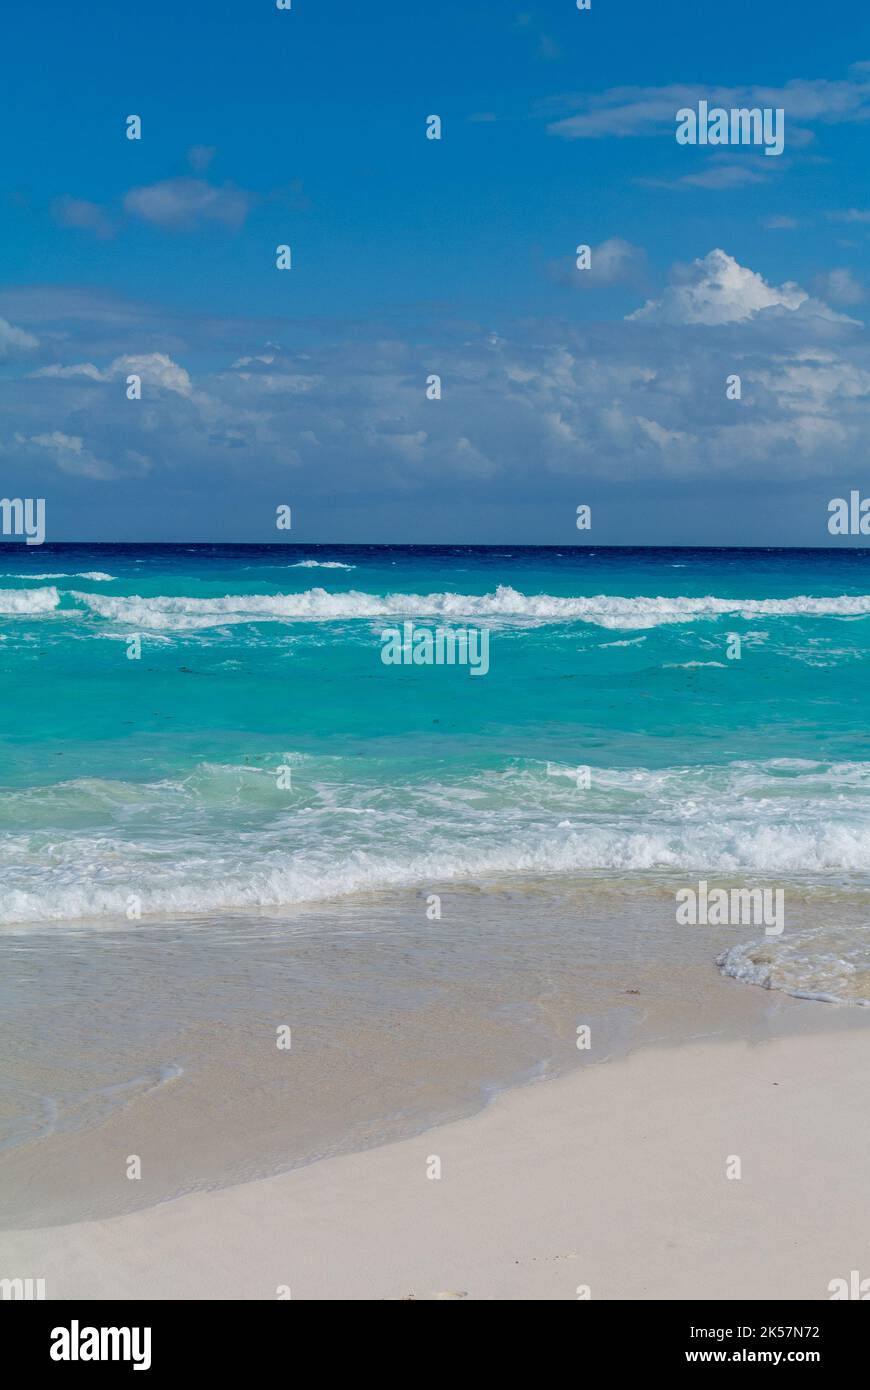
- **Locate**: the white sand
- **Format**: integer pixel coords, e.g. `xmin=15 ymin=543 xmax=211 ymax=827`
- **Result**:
xmin=2 ymin=1028 xmax=868 ymax=1301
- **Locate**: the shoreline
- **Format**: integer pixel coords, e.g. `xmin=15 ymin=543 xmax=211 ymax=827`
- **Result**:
xmin=3 ymin=879 xmax=870 ymax=1233
xmin=2 ymin=1023 xmax=869 ymax=1300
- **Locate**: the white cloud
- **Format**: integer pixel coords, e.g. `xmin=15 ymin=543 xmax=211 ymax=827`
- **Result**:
xmin=229 ymin=372 xmax=321 ymax=394
xmin=34 ymin=352 xmax=193 ymax=396
xmin=3 ymin=249 xmax=869 ymax=505
xmin=666 ymin=163 xmax=768 ymax=190
xmin=637 ymin=416 xmax=696 ymax=449
xmin=23 ymin=431 xmax=113 ymax=479
xmin=756 ymin=352 xmax=870 ymax=408
xmin=34 ymin=362 xmax=105 ymax=381
xmin=124 ymin=178 xmax=251 ymax=229
xmin=114 ymin=353 xmax=193 ymax=395
xmin=550 ymin=237 xmax=646 ymax=289
xmin=546 ymin=70 xmax=870 ymax=141
xmin=628 ymin=248 xmax=809 ymax=325
xmin=811 ymin=268 xmax=865 ymax=306
xmin=0 ymin=316 xmax=38 ymax=358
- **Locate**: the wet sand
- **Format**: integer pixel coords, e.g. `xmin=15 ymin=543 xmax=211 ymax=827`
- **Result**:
xmin=2 ymin=877 xmax=869 ymax=1237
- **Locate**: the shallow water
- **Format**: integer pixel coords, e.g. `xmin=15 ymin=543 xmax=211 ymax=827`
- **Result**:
xmin=2 ymin=878 xmax=869 ymax=1228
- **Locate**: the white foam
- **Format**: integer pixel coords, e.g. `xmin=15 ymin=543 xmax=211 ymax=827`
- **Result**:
xmin=289 ymin=561 xmax=356 ymax=570
xmin=4 ymin=758 xmax=870 ymax=926
xmin=0 ymin=586 xmax=60 ymax=614
xmin=717 ymin=937 xmax=870 ymax=1007
xmin=2 ymin=572 xmax=114 ymax=581
xmin=65 ymin=586 xmax=870 ymax=631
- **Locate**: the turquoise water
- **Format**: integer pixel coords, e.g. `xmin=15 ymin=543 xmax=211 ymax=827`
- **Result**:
xmin=1 ymin=543 xmax=870 ymax=999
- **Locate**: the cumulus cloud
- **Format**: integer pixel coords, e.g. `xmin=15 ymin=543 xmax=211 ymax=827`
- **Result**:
xmin=124 ymin=177 xmax=251 ymax=229
xmin=3 ymin=248 xmax=869 ymax=511
xmin=754 ymin=350 xmax=870 ymax=409
xmin=550 ymin=237 xmax=646 ymax=289
xmin=111 ymin=353 xmax=193 ymax=395
xmin=811 ymin=268 xmax=865 ymax=306
xmin=19 ymin=430 xmax=113 ymax=479
xmin=628 ymin=248 xmax=812 ymax=325
xmin=34 ymin=352 xmax=193 ymax=396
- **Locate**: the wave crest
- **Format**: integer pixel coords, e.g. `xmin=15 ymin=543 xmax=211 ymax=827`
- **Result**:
xmin=63 ymin=586 xmax=870 ymax=631
xmin=0 ymin=586 xmax=59 ymax=614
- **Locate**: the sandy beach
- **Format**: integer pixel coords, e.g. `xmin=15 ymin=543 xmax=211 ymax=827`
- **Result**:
xmin=3 ymin=1024 xmax=868 ymax=1301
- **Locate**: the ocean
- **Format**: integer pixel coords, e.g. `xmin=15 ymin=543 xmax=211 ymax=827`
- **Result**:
xmin=2 ymin=542 xmax=870 ymax=1223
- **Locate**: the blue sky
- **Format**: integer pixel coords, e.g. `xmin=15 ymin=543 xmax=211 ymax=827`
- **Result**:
xmin=1 ymin=0 xmax=869 ymax=543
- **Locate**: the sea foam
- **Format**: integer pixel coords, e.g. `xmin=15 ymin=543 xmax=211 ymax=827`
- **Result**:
xmin=62 ymin=586 xmax=870 ymax=631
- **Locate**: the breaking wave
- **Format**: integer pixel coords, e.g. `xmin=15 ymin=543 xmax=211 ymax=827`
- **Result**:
xmin=48 ymin=585 xmax=870 ymax=631
xmin=3 ymin=758 xmax=870 ymax=926
xmin=0 ymin=586 xmax=60 ymax=614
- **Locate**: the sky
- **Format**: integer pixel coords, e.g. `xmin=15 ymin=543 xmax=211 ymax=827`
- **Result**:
xmin=1 ymin=0 xmax=870 ymax=544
